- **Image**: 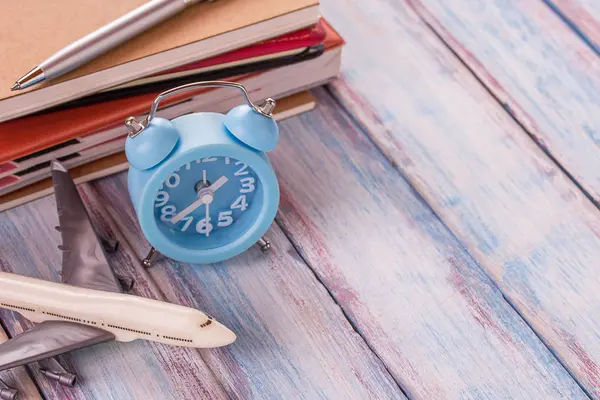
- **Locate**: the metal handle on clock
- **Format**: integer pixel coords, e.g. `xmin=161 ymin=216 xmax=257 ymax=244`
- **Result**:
xmin=125 ymin=81 xmax=276 ymax=138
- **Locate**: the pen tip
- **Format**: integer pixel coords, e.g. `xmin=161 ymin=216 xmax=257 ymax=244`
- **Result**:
xmin=10 ymin=82 xmax=21 ymax=91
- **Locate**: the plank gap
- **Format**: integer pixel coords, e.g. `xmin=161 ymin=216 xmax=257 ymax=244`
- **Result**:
xmin=494 ymin=290 xmax=594 ymax=400
xmin=542 ymin=0 xmax=600 ymax=56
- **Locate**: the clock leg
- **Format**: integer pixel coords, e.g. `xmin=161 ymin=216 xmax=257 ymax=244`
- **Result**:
xmin=257 ymin=237 xmax=271 ymax=253
xmin=142 ymin=247 xmax=160 ymax=268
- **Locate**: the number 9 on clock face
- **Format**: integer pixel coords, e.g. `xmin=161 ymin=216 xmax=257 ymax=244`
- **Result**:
xmin=153 ymin=156 xmax=259 ymax=250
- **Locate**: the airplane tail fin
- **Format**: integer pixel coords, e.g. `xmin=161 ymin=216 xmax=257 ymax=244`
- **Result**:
xmin=50 ymin=160 xmax=85 ymax=221
xmin=50 ymin=160 xmax=127 ymax=293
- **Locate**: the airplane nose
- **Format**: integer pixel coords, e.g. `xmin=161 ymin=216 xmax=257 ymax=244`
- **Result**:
xmin=198 ymin=320 xmax=236 ymax=348
xmin=214 ymin=321 xmax=237 ymax=346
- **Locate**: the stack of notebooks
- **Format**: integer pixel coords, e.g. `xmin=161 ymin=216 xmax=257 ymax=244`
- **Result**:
xmin=0 ymin=0 xmax=344 ymax=211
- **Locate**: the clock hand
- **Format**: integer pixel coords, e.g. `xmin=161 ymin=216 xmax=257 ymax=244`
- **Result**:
xmin=205 ymin=199 xmax=210 ymax=237
xmin=208 ymin=175 xmax=228 ymax=192
xmin=170 ymin=176 xmax=228 ymax=223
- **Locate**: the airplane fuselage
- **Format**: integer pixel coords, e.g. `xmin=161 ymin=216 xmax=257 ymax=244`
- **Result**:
xmin=0 ymin=272 xmax=235 ymax=348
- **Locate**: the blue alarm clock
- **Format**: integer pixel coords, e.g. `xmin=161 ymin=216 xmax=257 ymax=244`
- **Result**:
xmin=124 ymin=81 xmax=280 ymax=265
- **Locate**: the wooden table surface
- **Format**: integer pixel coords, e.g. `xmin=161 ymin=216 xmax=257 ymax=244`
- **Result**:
xmin=1 ymin=0 xmax=599 ymax=398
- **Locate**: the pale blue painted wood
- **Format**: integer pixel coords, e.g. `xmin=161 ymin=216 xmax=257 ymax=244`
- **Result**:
xmin=406 ymin=0 xmax=600 ymax=203
xmin=268 ymin=89 xmax=587 ymax=399
xmin=1 ymin=0 xmax=598 ymax=398
xmin=91 ymin=174 xmax=405 ymax=400
xmin=546 ymin=0 xmax=600 ymax=53
xmin=0 ymin=193 xmax=229 ymax=400
xmin=321 ymin=0 xmax=600 ymax=396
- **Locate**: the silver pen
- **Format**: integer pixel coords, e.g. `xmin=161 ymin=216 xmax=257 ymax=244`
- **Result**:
xmin=12 ymin=0 xmax=212 ymax=91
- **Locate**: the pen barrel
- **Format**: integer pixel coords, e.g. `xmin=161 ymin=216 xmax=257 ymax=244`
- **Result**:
xmin=40 ymin=0 xmax=191 ymax=78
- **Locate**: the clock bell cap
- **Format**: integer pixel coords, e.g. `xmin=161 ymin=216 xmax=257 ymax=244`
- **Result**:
xmin=224 ymin=105 xmax=279 ymax=152
xmin=125 ymin=117 xmax=180 ymax=170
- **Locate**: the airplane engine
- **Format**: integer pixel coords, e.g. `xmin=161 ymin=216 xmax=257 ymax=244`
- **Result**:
xmin=40 ymin=369 xmax=77 ymax=387
xmin=0 ymin=387 xmax=18 ymax=400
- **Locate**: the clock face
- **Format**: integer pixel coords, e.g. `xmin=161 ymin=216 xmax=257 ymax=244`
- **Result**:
xmin=153 ymin=156 xmax=259 ymax=249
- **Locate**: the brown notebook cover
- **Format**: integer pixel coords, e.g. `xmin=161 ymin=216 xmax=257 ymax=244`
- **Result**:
xmin=0 ymin=0 xmax=319 ymax=121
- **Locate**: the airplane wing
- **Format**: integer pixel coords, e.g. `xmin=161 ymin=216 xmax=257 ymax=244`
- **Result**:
xmin=51 ymin=161 xmax=123 ymax=293
xmin=0 ymin=321 xmax=114 ymax=372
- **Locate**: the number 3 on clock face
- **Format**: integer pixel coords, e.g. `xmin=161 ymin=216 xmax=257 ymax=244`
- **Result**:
xmin=152 ymin=156 xmax=260 ymax=250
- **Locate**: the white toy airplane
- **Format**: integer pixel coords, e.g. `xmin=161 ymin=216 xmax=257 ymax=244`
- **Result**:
xmin=0 ymin=161 xmax=236 ymax=400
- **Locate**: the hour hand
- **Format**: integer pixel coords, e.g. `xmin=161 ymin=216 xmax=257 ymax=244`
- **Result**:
xmin=171 ymin=196 xmax=208 ymax=224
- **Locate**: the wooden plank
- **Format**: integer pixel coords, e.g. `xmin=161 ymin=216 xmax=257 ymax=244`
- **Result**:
xmin=90 ymin=173 xmax=405 ymax=399
xmin=546 ymin=0 xmax=600 ymax=52
xmin=403 ymin=0 xmax=600 ymax=204
xmin=0 ymin=322 xmax=42 ymax=400
xmin=0 ymin=192 xmax=229 ymax=399
xmin=320 ymin=0 xmax=600 ymax=396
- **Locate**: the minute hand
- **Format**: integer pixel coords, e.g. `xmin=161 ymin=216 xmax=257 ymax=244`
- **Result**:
xmin=171 ymin=176 xmax=228 ymax=223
